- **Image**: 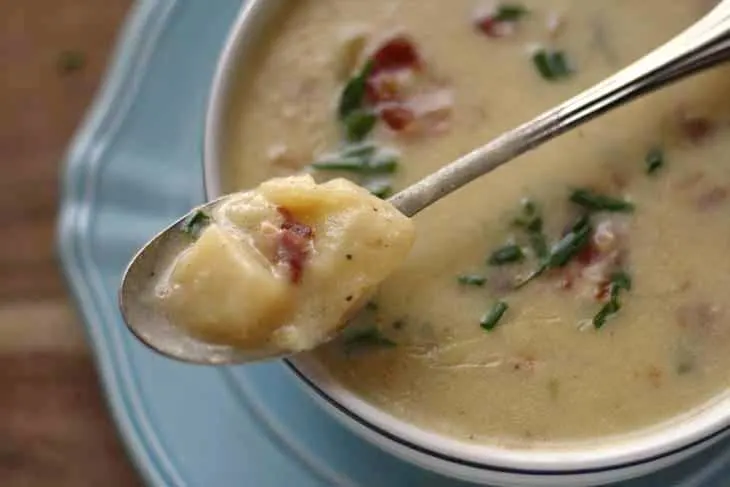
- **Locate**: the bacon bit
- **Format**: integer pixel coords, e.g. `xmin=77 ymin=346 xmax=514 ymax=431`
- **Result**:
xmin=696 ymin=186 xmax=728 ymax=210
xmin=559 ymin=274 xmax=574 ymax=290
xmin=475 ymin=15 xmax=517 ymax=38
xmin=370 ymin=35 xmax=422 ymax=76
xmin=472 ymin=4 xmax=522 ymax=38
xmin=275 ymin=207 xmax=314 ymax=283
xmin=575 ymin=240 xmax=601 ymax=265
xmin=678 ymin=114 xmax=715 ymax=144
xmin=365 ymin=70 xmax=413 ymax=104
xmin=275 ymin=231 xmax=308 ymax=284
xmin=359 ymin=35 xmax=453 ymax=136
xmin=594 ymin=280 xmax=610 ymax=301
xmin=380 ymin=105 xmax=415 ymax=131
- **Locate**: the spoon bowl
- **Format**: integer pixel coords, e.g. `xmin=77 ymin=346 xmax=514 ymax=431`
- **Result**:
xmin=119 ymin=197 xmax=293 ymax=364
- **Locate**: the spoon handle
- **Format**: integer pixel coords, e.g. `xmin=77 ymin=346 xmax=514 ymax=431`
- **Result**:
xmin=390 ymin=0 xmax=730 ymax=217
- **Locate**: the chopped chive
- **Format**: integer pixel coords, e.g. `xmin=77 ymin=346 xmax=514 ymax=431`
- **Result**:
xmin=532 ymin=48 xmax=571 ymax=81
xmin=311 ymin=155 xmax=398 ymax=174
xmin=341 ymin=143 xmax=377 ymax=159
xmin=457 ymin=274 xmax=487 ymax=286
xmin=480 ymin=301 xmax=509 ymax=331
xmin=369 ymin=151 xmax=400 ymax=173
xmin=515 ymin=215 xmax=592 ymax=289
xmin=344 ymin=110 xmax=378 ymax=142
xmin=58 ymin=50 xmax=86 ymax=73
xmin=570 ymin=188 xmax=634 ymax=213
xmin=493 ymin=4 xmax=529 ymax=22
xmin=311 ymin=156 xmax=371 ymax=172
xmin=610 ymin=271 xmax=632 ymax=293
xmin=343 ymin=326 xmax=396 ymax=349
xmin=364 ymin=180 xmax=392 ymax=199
xmin=593 ymin=271 xmax=631 ymax=329
xmin=514 ymin=263 xmax=546 ymax=289
xmin=547 ymin=215 xmax=592 ymax=268
xmin=338 ymin=60 xmax=374 ymax=120
xmin=488 ymin=244 xmax=525 ymax=265
xmin=645 ymin=147 xmax=664 ymax=175
xmin=181 ymin=210 xmax=210 ymax=238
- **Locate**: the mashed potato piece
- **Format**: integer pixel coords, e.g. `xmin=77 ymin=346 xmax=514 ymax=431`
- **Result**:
xmin=155 ymin=175 xmax=415 ymax=351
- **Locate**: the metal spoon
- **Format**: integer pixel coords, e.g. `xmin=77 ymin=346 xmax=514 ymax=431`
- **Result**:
xmin=120 ymin=0 xmax=730 ymax=364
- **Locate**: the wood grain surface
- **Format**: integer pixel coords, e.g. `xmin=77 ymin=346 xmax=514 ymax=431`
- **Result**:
xmin=0 ymin=1 xmax=142 ymax=485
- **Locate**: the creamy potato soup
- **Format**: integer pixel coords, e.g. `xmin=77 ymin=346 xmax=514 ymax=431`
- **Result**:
xmin=222 ymin=0 xmax=730 ymax=444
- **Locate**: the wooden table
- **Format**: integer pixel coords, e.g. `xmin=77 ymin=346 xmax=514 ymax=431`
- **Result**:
xmin=1 ymin=1 xmax=142 ymax=485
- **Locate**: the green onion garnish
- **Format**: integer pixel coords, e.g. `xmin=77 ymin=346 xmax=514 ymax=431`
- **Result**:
xmin=532 ymin=48 xmax=571 ymax=81
xmin=344 ymin=110 xmax=378 ymax=142
xmin=341 ymin=143 xmax=377 ymax=159
xmin=311 ymin=154 xmax=398 ymax=174
xmin=338 ymin=60 xmax=374 ymax=120
xmin=488 ymin=244 xmax=525 ymax=265
xmin=516 ymin=214 xmax=593 ymax=288
xmin=570 ymin=188 xmax=634 ymax=213
xmin=58 ymin=50 xmax=86 ymax=73
xmin=593 ymin=271 xmax=631 ymax=329
xmin=364 ymin=180 xmax=392 ymax=199
xmin=645 ymin=147 xmax=664 ymax=175
xmin=480 ymin=301 xmax=509 ymax=331
xmin=548 ymin=215 xmax=592 ymax=267
xmin=457 ymin=274 xmax=487 ymax=286
xmin=181 ymin=210 xmax=210 ymax=238
xmin=493 ymin=4 xmax=529 ymax=22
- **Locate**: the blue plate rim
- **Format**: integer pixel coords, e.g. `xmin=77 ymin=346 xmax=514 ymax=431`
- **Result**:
xmin=56 ymin=1 xmax=189 ymax=485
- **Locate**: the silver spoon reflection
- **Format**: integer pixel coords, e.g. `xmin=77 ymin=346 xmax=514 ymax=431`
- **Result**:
xmin=120 ymin=0 xmax=730 ymax=365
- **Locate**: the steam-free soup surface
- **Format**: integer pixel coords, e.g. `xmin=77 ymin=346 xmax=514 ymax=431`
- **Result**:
xmin=223 ymin=0 xmax=730 ymax=444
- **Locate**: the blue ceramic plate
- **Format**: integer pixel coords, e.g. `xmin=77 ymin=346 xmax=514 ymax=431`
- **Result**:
xmin=57 ymin=1 xmax=730 ymax=485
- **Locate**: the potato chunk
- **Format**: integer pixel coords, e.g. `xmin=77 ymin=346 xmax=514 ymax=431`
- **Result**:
xmin=157 ymin=224 xmax=292 ymax=348
xmin=155 ymin=175 xmax=415 ymax=353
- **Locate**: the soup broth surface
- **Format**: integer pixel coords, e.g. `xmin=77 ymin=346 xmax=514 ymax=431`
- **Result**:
xmin=223 ymin=0 xmax=730 ymax=444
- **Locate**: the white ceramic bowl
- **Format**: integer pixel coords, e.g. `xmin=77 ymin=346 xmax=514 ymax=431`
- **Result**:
xmin=204 ymin=2 xmax=730 ymax=485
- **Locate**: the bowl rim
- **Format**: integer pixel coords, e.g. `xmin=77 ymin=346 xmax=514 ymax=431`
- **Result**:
xmin=202 ymin=0 xmax=730 ymax=476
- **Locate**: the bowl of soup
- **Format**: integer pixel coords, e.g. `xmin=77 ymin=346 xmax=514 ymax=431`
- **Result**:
xmin=204 ymin=0 xmax=730 ymax=485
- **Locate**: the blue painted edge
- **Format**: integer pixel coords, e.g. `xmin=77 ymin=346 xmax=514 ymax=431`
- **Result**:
xmin=56 ymin=1 xmax=178 ymax=485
